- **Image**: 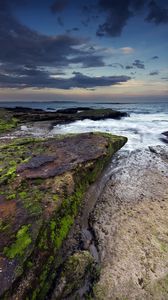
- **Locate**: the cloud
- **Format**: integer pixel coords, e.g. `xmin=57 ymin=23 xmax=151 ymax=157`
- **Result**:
xmin=96 ymin=0 xmax=145 ymax=37
xmin=57 ymin=16 xmax=64 ymax=26
xmin=95 ymin=0 xmax=168 ymax=37
xmin=0 ymin=69 xmax=131 ymax=89
xmin=0 ymin=9 xmax=106 ymax=71
xmin=146 ymin=0 xmax=168 ymax=24
xmin=51 ymin=0 xmax=69 ymax=13
xmin=0 ymin=6 xmax=130 ymax=90
xmin=0 ymin=6 xmax=121 ymax=91
xmin=151 ymin=55 xmax=159 ymax=59
xmin=149 ymin=71 xmax=159 ymax=75
xmin=66 ymin=27 xmax=80 ymax=34
xmin=72 ymin=27 xmax=79 ymax=31
xmin=120 ymin=47 xmax=135 ymax=54
xmin=125 ymin=65 xmax=134 ymax=69
xmin=109 ymin=63 xmax=124 ymax=69
xmin=133 ymin=59 xmax=145 ymax=69
xmin=69 ymin=55 xmax=106 ymax=68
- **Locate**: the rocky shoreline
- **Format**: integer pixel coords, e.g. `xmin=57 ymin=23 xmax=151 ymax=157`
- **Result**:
xmin=0 ymin=106 xmax=127 ymax=300
xmin=0 ymin=106 xmax=168 ymax=300
xmin=0 ymin=106 xmax=128 ymax=141
xmin=0 ymin=106 xmax=128 ymax=132
xmin=90 ymin=146 xmax=168 ymax=299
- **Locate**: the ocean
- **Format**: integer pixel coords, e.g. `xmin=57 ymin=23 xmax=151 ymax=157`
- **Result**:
xmin=0 ymin=101 xmax=168 ymax=150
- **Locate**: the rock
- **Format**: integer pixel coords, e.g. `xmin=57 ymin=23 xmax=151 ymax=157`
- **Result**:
xmin=89 ymin=244 xmax=99 ymax=263
xmin=0 ymin=132 xmax=127 ymax=299
xmin=81 ymin=229 xmax=93 ymax=250
xmin=6 ymin=106 xmax=43 ymax=113
xmin=52 ymin=251 xmax=94 ymax=299
xmin=56 ymin=107 xmax=92 ymax=114
xmin=1 ymin=107 xmax=128 ymax=127
xmin=162 ymin=131 xmax=168 ymax=137
xmin=0 ymin=109 xmax=19 ymax=134
xmin=160 ymin=131 xmax=168 ymax=144
xmin=91 ymin=146 xmax=168 ymax=300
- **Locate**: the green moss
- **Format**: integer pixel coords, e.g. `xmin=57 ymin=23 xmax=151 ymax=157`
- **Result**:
xmin=0 ymin=219 xmax=10 ymax=232
xmin=7 ymin=193 xmax=16 ymax=200
xmin=0 ymin=165 xmax=17 ymax=184
xmin=4 ymin=225 xmax=32 ymax=259
xmin=34 ymin=178 xmax=44 ymax=185
xmin=53 ymin=194 xmax=59 ymax=201
xmin=16 ymin=183 xmax=43 ymax=216
xmin=54 ymin=215 xmax=74 ymax=249
xmin=27 ymin=260 xmax=33 ymax=268
xmin=15 ymin=265 xmax=24 ymax=277
xmin=38 ymin=229 xmax=48 ymax=251
xmin=0 ymin=109 xmax=19 ymax=133
xmin=0 ymin=133 xmax=127 ymax=299
xmin=19 ymin=191 xmax=28 ymax=199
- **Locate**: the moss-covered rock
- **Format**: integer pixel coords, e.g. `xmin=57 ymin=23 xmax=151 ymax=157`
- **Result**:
xmin=0 ymin=132 xmax=127 ymax=299
xmin=52 ymin=251 xmax=94 ymax=299
xmin=0 ymin=109 xmax=19 ymax=133
xmin=1 ymin=107 xmax=128 ymax=126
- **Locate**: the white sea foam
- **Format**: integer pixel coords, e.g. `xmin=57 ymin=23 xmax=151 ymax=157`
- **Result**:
xmin=51 ymin=111 xmax=168 ymax=150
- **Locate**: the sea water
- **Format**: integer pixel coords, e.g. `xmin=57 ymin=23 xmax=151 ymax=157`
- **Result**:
xmin=51 ymin=102 xmax=168 ymax=150
xmin=0 ymin=101 xmax=167 ymax=150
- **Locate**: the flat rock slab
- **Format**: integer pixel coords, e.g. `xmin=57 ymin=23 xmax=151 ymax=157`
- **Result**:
xmin=0 ymin=132 xmax=127 ymax=299
xmin=16 ymin=134 xmax=114 ymax=179
xmin=92 ymin=146 xmax=168 ymax=300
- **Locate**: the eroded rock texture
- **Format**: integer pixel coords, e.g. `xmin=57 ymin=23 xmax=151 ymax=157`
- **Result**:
xmin=0 ymin=132 xmax=127 ymax=299
xmin=92 ymin=146 xmax=168 ymax=300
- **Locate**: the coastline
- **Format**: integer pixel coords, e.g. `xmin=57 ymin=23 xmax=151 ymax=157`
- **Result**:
xmin=0 ymin=107 xmax=127 ymax=299
xmin=0 ymin=105 xmax=168 ymax=299
xmin=91 ymin=146 xmax=168 ymax=299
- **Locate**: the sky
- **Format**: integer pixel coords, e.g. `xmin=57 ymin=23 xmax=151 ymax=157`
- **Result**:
xmin=0 ymin=0 xmax=168 ymax=102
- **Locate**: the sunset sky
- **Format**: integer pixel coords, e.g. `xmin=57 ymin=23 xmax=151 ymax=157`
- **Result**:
xmin=0 ymin=0 xmax=168 ymax=102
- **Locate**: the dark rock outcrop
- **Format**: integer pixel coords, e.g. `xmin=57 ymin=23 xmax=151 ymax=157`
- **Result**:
xmin=0 ymin=132 xmax=127 ymax=299
xmin=161 ymin=131 xmax=168 ymax=144
xmin=1 ymin=107 xmax=128 ymax=126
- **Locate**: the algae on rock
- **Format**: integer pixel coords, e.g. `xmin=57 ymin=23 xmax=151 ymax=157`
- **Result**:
xmin=0 ymin=132 xmax=127 ymax=299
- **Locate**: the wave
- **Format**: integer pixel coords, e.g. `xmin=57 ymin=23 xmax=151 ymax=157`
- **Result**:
xmin=51 ymin=112 xmax=168 ymax=150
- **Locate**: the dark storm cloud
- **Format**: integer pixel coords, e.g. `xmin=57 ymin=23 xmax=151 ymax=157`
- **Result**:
xmin=51 ymin=0 xmax=69 ymax=13
xmin=57 ymin=16 xmax=64 ymax=26
xmin=96 ymin=0 xmax=146 ymax=37
xmin=146 ymin=0 xmax=168 ymax=24
xmin=72 ymin=27 xmax=79 ymax=31
xmin=0 ymin=68 xmax=131 ymax=89
xmin=66 ymin=27 xmax=79 ymax=34
xmin=0 ymin=10 xmax=107 ymax=69
xmin=133 ymin=59 xmax=145 ymax=69
xmin=70 ymin=55 xmax=106 ymax=68
xmin=151 ymin=55 xmax=159 ymax=59
xmin=95 ymin=0 xmax=168 ymax=37
xmin=149 ymin=71 xmax=159 ymax=75
xmin=0 ymin=5 xmax=120 ymax=90
xmin=125 ymin=65 xmax=134 ymax=69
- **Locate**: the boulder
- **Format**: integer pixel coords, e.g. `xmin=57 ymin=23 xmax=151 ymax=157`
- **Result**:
xmin=0 ymin=132 xmax=127 ymax=299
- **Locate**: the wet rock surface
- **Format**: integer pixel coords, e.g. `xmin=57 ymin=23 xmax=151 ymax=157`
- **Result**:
xmin=161 ymin=131 xmax=168 ymax=144
xmin=91 ymin=146 xmax=168 ymax=300
xmin=0 ymin=107 xmax=128 ymax=127
xmin=51 ymin=251 xmax=94 ymax=300
xmin=0 ymin=132 xmax=127 ymax=299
